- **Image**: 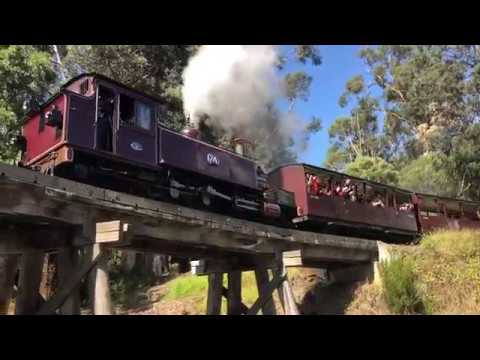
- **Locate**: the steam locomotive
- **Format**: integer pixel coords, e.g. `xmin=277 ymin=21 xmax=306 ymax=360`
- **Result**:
xmin=17 ymin=73 xmax=480 ymax=243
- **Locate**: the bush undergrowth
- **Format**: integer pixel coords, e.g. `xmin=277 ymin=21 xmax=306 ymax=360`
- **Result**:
xmin=380 ymin=257 xmax=427 ymax=314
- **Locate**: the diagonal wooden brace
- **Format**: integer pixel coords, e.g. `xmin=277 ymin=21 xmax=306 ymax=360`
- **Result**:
xmin=36 ymin=249 xmax=108 ymax=315
xmin=247 ymin=273 xmax=286 ymax=315
xmin=221 ymin=286 xmax=249 ymax=314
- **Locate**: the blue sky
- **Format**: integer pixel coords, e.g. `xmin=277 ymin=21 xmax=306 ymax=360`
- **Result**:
xmin=278 ymin=45 xmax=368 ymax=166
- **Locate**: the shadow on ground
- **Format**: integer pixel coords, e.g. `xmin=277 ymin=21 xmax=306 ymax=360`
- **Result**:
xmin=289 ymin=268 xmax=361 ymax=315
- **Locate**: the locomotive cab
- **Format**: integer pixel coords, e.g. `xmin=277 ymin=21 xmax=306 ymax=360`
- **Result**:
xmin=20 ymin=73 xmax=161 ymax=175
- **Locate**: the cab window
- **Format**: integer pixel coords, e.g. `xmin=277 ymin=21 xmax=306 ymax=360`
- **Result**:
xmin=136 ymin=101 xmax=153 ymax=131
xmin=120 ymin=94 xmax=153 ymax=131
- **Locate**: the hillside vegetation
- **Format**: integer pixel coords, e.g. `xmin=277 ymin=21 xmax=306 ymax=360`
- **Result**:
xmin=347 ymin=229 xmax=480 ymax=315
xmin=114 ymin=230 xmax=480 ymax=315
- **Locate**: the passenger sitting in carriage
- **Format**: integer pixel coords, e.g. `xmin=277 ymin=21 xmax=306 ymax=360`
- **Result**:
xmin=399 ymin=203 xmax=414 ymax=212
xmin=334 ymin=182 xmax=343 ymax=197
xmin=342 ymin=179 xmax=355 ymax=201
xmin=319 ymin=183 xmax=333 ymax=196
xmin=306 ymin=174 xmax=320 ymax=195
xmin=349 ymin=185 xmax=358 ymax=202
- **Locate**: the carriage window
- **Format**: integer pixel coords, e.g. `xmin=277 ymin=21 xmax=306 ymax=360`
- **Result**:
xmin=136 ymin=102 xmax=153 ymax=131
xmin=120 ymin=94 xmax=135 ymax=127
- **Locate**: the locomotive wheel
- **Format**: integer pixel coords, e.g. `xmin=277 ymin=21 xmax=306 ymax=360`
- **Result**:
xmin=169 ymin=186 xmax=180 ymax=200
xmin=200 ymin=189 xmax=211 ymax=207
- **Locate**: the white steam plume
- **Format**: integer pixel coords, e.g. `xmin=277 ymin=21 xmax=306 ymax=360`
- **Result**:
xmin=182 ymin=45 xmax=280 ymax=131
xmin=181 ymin=45 xmax=313 ymax=167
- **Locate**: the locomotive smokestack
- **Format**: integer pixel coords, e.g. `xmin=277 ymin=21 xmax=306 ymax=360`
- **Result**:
xmin=181 ymin=126 xmax=200 ymax=139
xmin=235 ymin=142 xmax=244 ymax=156
xmin=181 ymin=116 xmax=200 ymax=139
xmin=232 ymin=137 xmax=253 ymax=157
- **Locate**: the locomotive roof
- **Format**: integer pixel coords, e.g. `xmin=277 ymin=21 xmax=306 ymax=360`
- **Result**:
xmin=271 ymin=162 xmax=480 ymax=207
xmin=23 ymin=73 xmax=167 ymax=120
xmin=61 ymin=73 xmax=168 ymax=105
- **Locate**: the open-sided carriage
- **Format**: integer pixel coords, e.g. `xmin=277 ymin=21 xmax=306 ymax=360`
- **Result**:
xmin=269 ymin=164 xmax=419 ymax=242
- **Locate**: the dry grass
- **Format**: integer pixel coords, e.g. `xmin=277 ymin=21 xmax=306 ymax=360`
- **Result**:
xmin=345 ymin=282 xmax=391 ymax=315
xmin=347 ymin=229 xmax=480 ymax=315
xmin=412 ymin=229 xmax=480 ymax=314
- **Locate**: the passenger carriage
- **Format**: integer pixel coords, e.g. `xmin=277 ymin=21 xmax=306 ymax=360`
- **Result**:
xmin=268 ymin=164 xmax=420 ymax=242
xmin=416 ymin=193 xmax=480 ymax=233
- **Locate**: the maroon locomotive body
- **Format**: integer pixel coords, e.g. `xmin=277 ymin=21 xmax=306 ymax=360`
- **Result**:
xmin=20 ymin=74 xmax=259 ymax=189
xmin=19 ymin=73 xmax=290 ymax=220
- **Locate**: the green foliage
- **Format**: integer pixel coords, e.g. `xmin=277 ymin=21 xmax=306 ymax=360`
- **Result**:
xmin=447 ymin=123 xmax=480 ymax=200
xmin=108 ymin=250 xmax=158 ymax=310
xmin=277 ymin=45 xmax=322 ymax=69
xmin=380 ymin=257 xmax=425 ymax=314
xmin=413 ymin=229 xmax=480 ymax=314
xmin=398 ymin=152 xmax=457 ymax=196
xmin=328 ymin=86 xmax=381 ymax=163
xmin=420 ymin=229 xmax=480 ymax=258
xmin=163 ymin=272 xmax=259 ymax=315
xmin=163 ymin=274 xmax=209 ymax=301
xmin=284 ymin=71 xmax=313 ymax=110
xmin=345 ymin=75 xmax=364 ymax=94
xmin=307 ymin=116 xmax=322 ymax=134
xmin=294 ymin=45 xmax=322 ymax=66
xmin=109 ymin=273 xmax=153 ymax=309
xmin=329 ymin=45 xmax=480 ymax=200
xmin=0 ymin=45 xmax=57 ymax=162
xmin=324 ymin=145 xmax=349 ymax=171
xmin=345 ymin=156 xmax=399 ymax=185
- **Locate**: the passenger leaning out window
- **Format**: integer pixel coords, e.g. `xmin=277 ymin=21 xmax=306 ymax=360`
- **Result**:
xmin=399 ymin=203 xmax=413 ymax=212
xmin=306 ymin=174 xmax=313 ymax=193
xmin=319 ymin=183 xmax=332 ymax=196
xmin=311 ymin=176 xmax=320 ymax=195
xmin=334 ymin=182 xmax=343 ymax=197
xmin=371 ymin=194 xmax=385 ymax=208
xmin=342 ymin=179 xmax=354 ymax=200
xmin=349 ymin=186 xmax=358 ymax=202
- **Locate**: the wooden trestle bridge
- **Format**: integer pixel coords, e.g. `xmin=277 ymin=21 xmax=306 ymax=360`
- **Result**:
xmin=0 ymin=163 xmax=379 ymax=315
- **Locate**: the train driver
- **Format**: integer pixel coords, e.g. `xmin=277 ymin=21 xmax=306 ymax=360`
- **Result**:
xmin=97 ymin=90 xmax=115 ymax=152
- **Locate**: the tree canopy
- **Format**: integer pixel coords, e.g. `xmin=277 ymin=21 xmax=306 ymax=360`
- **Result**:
xmin=325 ymin=45 xmax=480 ymax=201
xmin=0 ymin=45 xmax=57 ymax=162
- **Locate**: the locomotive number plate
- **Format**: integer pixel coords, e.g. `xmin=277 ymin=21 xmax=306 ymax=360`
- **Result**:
xmin=207 ymin=153 xmax=220 ymax=166
xmin=130 ymin=142 xmax=143 ymax=151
